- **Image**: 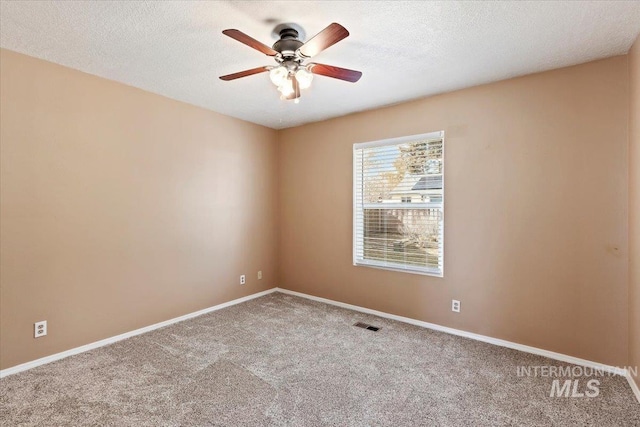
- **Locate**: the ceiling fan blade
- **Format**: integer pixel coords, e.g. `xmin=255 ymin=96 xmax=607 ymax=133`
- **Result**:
xmin=219 ymin=66 xmax=269 ymax=81
xmin=222 ymin=29 xmax=278 ymax=56
xmin=308 ymin=63 xmax=362 ymax=83
xmin=298 ymin=23 xmax=349 ymax=58
xmin=284 ymin=76 xmax=301 ymax=100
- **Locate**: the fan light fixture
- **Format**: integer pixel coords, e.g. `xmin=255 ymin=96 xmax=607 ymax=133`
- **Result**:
xmin=219 ymin=23 xmax=362 ymax=102
xmin=269 ymin=64 xmax=314 ymax=100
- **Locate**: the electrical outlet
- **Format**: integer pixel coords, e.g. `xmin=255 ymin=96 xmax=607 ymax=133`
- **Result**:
xmin=240 ymin=275 xmax=246 ymax=285
xmin=34 ymin=320 xmax=47 ymax=338
xmin=258 ymin=271 xmax=262 ymax=280
xmin=452 ymin=300 xmax=461 ymax=313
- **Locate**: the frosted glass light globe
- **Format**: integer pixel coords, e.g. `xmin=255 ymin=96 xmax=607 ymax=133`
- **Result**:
xmin=269 ymin=66 xmax=288 ymax=87
xmin=278 ymin=77 xmax=294 ymax=96
xmin=295 ymin=68 xmax=313 ymax=89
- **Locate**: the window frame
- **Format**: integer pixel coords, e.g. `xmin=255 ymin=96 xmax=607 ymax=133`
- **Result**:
xmin=352 ymin=130 xmax=445 ymax=277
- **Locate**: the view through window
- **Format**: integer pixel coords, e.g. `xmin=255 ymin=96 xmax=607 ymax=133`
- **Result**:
xmin=353 ymin=131 xmax=444 ymax=276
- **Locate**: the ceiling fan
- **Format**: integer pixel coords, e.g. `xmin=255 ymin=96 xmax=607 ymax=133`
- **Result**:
xmin=219 ymin=23 xmax=362 ymax=102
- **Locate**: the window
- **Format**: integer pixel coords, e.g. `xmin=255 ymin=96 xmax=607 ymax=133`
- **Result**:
xmin=353 ymin=131 xmax=444 ymax=276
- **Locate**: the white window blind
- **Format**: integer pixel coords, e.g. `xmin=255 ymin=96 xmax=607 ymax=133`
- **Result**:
xmin=353 ymin=131 xmax=444 ymax=276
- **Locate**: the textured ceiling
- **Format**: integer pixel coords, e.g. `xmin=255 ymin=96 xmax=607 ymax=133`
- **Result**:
xmin=1 ymin=1 xmax=639 ymax=129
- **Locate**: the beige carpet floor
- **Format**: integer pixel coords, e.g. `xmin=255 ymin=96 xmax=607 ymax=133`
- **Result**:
xmin=1 ymin=292 xmax=638 ymax=426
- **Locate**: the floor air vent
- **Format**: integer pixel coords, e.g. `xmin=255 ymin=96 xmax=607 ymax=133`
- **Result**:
xmin=354 ymin=322 xmax=380 ymax=332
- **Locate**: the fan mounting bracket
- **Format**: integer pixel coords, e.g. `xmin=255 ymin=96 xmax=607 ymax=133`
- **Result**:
xmin=271 ymin=23 xmax=306 ymax=41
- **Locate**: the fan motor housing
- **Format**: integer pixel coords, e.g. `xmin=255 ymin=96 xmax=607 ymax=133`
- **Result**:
xmin=273 ymin=28 xmax=304 ymax=57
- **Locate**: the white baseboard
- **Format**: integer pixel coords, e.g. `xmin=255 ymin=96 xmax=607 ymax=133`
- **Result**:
xmin=275 ymin=287 xmax=639 ymax=401
xmin=627 ymin=372 xmax=640 ymax=404
xmin=0 ymin=288 xmax=277 ymax=378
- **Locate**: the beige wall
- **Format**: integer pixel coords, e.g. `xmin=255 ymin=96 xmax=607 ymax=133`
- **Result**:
xmin=0 ymin=49 xmax=279 ymax=369
xmin=630 ymin=35 xmax=640 ymax=388
xmin=279 ymin=56 xmax=630 ymax=367
xmin=1 ymin=48 xmax=634 ymax=373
